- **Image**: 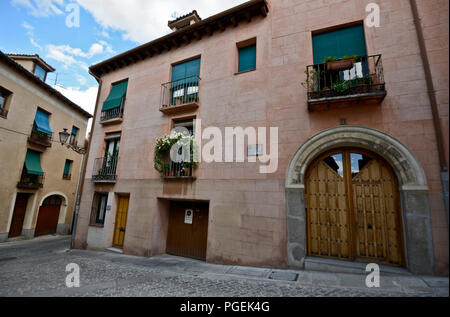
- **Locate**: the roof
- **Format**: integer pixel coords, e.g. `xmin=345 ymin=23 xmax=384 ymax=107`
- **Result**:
xmin=0 ymin=51 xmax=92 ymax=119
xmin=7 ymin=54 xmax=56 ymax=73
xmin=89 ymin=0 xmax=269 ymax=78
xmin=168 ymin=10 xmax=202 ymax=29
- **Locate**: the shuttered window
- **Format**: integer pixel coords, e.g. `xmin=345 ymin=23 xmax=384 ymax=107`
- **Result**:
xmin=238 ymin=44 xmax=256 ymax=73
xmin=172 ymin=58 xmax=201 ymax=85
xmin=102 ymin=80 xmax=128 ymax=112
xmin=34 ymin=109 xmax=52 ymax=135
xmin=25 ymin=150 xmax=44 ymax=176
xmin=63 ymin=160 xmax=72 ymax=176
xmin=312 ymin=24 xmax=367 ymax=65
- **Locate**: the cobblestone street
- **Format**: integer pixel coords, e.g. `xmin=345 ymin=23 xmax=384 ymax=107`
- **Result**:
xmin=0 ymin=236 xmax=448 ymax=297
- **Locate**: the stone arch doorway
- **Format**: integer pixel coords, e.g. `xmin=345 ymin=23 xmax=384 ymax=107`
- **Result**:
xmin=35 ymin=195 xmax=64 ymax=237
xmin=286 ymin=126 xmax=435 ymax=275
xmin=305 ymin=147 xmax=405 ymax=266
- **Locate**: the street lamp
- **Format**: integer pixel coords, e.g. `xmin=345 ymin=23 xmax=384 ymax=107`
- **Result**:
xmin=59 ymin=128 xmax=87 ymax=155
xmin=59 ymin=128 xmax=88 ymax=249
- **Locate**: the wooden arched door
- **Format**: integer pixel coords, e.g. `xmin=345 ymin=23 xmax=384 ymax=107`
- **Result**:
xmin=305 ymin=148 xmax=404 ymax=266
xmin=35 ymin=195 xmax=63 ymax=237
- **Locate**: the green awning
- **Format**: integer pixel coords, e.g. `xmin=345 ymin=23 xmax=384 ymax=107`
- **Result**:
xmin=25 ymin=150 xmax=44 ymax=176
xmin=102 ymin=80 xmax=128 ymax=112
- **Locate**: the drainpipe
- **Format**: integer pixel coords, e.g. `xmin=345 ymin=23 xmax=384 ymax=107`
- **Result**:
xmin=410 ymin=0 xmax=449 ymax=225
xmin=70 ymin=72 xmax=103 ymax=249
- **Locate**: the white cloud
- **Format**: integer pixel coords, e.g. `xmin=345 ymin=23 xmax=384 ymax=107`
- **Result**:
xmin=22 ymin=21 xmax=42 ymax=50
xmin=53 ymin=84 xmax=97 ymax=135
xmin=12 ymin=0 xmax=64 ymax=17
xmin=75 ymin=0 xmax=248 ymax=44
xmin=46 ymin=44 xmax=89 ymax=70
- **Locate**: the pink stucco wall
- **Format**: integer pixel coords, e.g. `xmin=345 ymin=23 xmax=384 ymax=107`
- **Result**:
xmin=75 ymin=0 xmax=449 ymax=274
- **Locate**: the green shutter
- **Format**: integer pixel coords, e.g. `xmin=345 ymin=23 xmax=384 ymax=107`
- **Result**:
xmin=102 ymin=80 xmax=128 ymax=112
xmin=238 ymin=45 xmax=256 ymax=73
xmin=72 ymin=127 xmax=78 ymax=136
xmin=64 ymin=160 xmax=71 ymax=175
xmin=172 ymin=58 xmax=201 ymax=85
xmin=25 ymin=150 xmax=44 ymax=176
xmin=312 ymin=24 xmax=367 ymax=64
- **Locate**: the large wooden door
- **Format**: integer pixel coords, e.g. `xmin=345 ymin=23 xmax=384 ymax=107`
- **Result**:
xmin=35 ymin=196 xmax=62 ymax=237
xmin=305 ymin=149 xmax=404 ymax=266
xmin=9 ymin=194 xmax=30 ymax=238
xmin=112 ymin=196 xmax=129 ymax=249
xmin=166 ymin=201 xmax=209 ymax=261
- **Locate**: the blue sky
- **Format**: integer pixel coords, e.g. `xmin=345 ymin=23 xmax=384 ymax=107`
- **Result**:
xmin=0 ymin=0 xmax=247 ymax=118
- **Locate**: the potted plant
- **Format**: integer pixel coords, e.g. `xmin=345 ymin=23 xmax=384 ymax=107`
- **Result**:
xmin=331 ymin=80 xmax=351 ymax=94
xmin=325 ymin=55 xmax=358 ymax=72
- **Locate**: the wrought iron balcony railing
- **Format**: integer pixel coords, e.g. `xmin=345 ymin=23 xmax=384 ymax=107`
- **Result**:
xmin=92 ymin=156 xmax=118 ymax=183
xmin=304 ymin=55 xmax=386 ymax=110
xmin=100 ymin=97 xmax=125 ymax=123
xmin=160 ymin=75 xmax=200 ymax=113
xmin=161 ymin=159 xmax=195 ymax=179
xmin=28 ymin=127 xmax=52 ymax=148
xmin=17 ymin=172 xmax=44 ymax=189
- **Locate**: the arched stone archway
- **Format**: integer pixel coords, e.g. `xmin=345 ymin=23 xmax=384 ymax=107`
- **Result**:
xmin=285 ymin=126 xmax=435 ymax=275
xmin=36 ymin=192 xmax=69 ymax=236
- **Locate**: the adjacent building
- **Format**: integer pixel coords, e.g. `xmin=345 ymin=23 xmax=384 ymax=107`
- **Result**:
xmin=0 ymin=52 xmax=92 ymax=241
xmin=74 ymin=0 xmax=448 ymax=275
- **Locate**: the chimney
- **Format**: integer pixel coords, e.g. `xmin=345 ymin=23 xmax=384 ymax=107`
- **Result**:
xmin=168 ymin=10 xmax=201 ymax=32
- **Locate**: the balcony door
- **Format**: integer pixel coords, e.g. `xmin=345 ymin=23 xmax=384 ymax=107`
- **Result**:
xmin=105 ymin=137 xmax=120 ymax=170
xmin=305 ymin=148 xmax=404 ymax=266
xmin=171 ymin=58 xmax=201 ymax=106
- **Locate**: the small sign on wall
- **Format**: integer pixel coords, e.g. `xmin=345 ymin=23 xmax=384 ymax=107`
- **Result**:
xmin=248 ymin=144 xmax=263 ymax=156
xmin=185 ymin=209 xmax=193 ymax=224
xmin=106 ymin=205 xmax=111 ymax=211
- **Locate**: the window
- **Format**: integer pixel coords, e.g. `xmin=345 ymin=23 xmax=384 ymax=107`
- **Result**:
xmin=172 ymin=118 xmax=195 ymax=136
xmin=170 ymin=58 xmax=201 ymax=106
xmin=34 ymin=64 xmax=47 ymax=81
xmin=63 ymin=160 xmax=73 ymax=179
xmin=90 ymin=193 xmax=108 ymax=226
xmin=33 ymin=108 xmax=52 ymax=135
xmin=0 ymin=86 xmax=12 ymax=118
xmin=312 ymin=24 xmax=367 ymax=64
xmin=237 ymin=39 xmax=257 ymax=73
xmin=69 ymin=126 xmax=79 ymax=145
xmin=102 ymin=80 xmax=128 ymax=116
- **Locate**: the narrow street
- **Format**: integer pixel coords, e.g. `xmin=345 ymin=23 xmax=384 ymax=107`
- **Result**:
xmin=0 ymin=236 xmax=447 ymax=297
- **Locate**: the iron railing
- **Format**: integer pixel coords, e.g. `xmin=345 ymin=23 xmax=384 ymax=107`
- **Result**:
xmin=304 ymin=55 xmax=385 ymax=100
xmin=17 ymin=171 xmax=44 ymax=189
xmin=161 ymin=159 xmax=195 ymax=178
xmin=28 ymin=126 xmax=52 ymax=147
xmin=92 ymin=156 xmax=118 ymax=182
xmin=100 ymin=97 xmax=125 ymax=122
xmin=160 ymin=75 xmax=200 ymax=110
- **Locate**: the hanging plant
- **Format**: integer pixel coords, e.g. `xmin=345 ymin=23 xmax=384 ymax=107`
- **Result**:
xmin=154 ymin=132 xmax=199 ymax=173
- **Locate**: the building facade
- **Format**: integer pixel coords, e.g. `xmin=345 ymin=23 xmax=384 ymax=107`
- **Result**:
xmin=0 ymin=52 xmax=92 ymax=242
xmin=74 ymin=0 xmax=448 ymax=275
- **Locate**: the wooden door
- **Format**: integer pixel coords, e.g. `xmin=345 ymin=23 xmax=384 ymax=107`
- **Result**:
xmin=9 ymin=194 xmax=29 ymax=238
xmin=35 ymin=196 xmax=62 ymax=237
xmin=166 ymin=201 xmax=209 ymax=261
xmin=305 ymin=149 xmax=404 ymax=266
xmin=112 ymin=196 xmax=129 ymax=249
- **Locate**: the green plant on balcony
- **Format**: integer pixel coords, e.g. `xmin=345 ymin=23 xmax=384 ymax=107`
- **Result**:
xmin=154 ymin=132 xmax=198 ymax=174
xmin=301 ymin=69 xmax=322 ymax=91
xmin=331 ymin=80 xmax=351 ymax=93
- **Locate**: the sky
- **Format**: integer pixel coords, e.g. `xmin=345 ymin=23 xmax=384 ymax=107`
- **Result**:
xmin=0 ymin=0 xmax=248 ymax=132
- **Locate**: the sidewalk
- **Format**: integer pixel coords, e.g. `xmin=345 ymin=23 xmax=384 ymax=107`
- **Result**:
xmin=101 ymin=251 xmax=449 ymax=297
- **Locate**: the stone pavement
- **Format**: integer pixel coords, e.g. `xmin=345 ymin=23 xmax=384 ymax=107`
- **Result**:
xmin=0 ymin=236 xmax=448 ymax=297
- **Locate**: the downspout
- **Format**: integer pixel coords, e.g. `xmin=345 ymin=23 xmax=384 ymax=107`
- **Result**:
xmin=410 ymin=0 xmax=449 ymax=225
xmin=70 ymin=71 xmax=103 ymax=249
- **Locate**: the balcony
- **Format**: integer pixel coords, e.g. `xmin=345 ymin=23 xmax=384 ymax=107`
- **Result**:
xmin=160 ymin=75 xmax=200 ymax=115
xmin=92 ymin=156 xmax=118 ymax=183
xmin=100 ymin=101 xmax=124 ymax=125
xmin=161 ymin=160 xmax=196 ymax=180
xmin=17 ymin=172 xmax=44 ymax=190
xmin=304 ymin=55 xmax=387 ymax=111
xmin=28 ymin=127 xmax=52 ymax=148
